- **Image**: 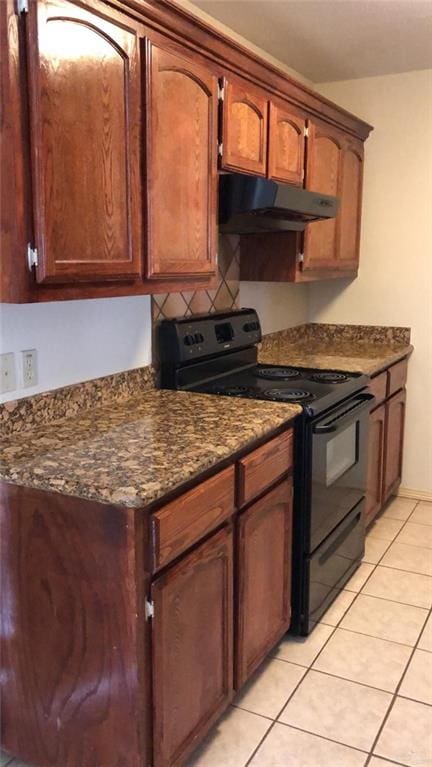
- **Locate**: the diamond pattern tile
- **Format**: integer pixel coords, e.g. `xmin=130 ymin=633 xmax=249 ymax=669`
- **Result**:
xmin=152 ymin=234 xmax=240 ymax=321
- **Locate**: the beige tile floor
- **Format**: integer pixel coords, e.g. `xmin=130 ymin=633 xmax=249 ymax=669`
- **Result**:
xmin=2 ymin=497 xmax=431 ymax=767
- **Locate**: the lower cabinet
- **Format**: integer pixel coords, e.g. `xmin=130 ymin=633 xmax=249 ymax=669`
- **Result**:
xmin=383 ymin=389 xmax=406 ymax=503
xmin=365 ymin=361 xmax=408 ymax=526
xmin=365 ymin=404 xmax=385 ymax=524
xmin=151 ymin=525 xmax=234 ymax=767
xmin=236 ymin=479 xmax=293 ymax=687
xmin=150 ymin=429 xmax=294 ymax=766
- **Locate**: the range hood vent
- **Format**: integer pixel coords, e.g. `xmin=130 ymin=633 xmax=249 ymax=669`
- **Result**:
xmin=218 ymin=173 xmax=339 ymax=234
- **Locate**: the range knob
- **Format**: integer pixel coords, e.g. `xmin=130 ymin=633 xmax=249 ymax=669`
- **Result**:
xmin=183 ymin=334 xmax=195 ymax=346
xmin=243 ymin=321 xmax=259 ymax=332
xmin=194 ymin=332 xmax=204 ymax=343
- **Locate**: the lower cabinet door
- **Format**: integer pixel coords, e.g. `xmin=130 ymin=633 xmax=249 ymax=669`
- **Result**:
xmin=151 ymin=525 xmax=233 ymax=767
xmin=383 ymin=389 xmax=406 ymax=502
xmin=236 ymin=479 xmax=293 ymax=687
xmin=365 ymin=404 xmax=386 ymax=525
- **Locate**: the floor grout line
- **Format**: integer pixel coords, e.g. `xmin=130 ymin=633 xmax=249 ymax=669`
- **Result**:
xmin=244 ymin=622 xmax=340 ymax=766
xmin=338 ymin=588 xmax=431 ymax=610
xmin=331 ymin=622 xmax=429 ymax=650
xmin=364 ymin=595 xmax=432 ymax=765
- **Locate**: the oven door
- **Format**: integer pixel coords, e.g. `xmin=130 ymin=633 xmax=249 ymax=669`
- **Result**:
xmin=307 ymin=501 xmax=365 ymax=631
xmin=309 ymin=392 xmax=374 ymax=552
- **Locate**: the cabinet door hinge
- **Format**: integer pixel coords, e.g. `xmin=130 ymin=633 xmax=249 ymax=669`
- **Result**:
xmin=297 ymin=252 xmax=304 ymax=264
xmin=17 ymin=0 xmax=29 ymax=13
xmin=145 ymin=599 xmax=154 ymax=620
xmin=218 ymin=83 xmax=224 ymax=101
xmin=218 ymin=142 xmax=223 ymax=157
xmin=27 ymin=244 xmax=38 ymax=270
xmin=304 ymin=126 xmax=309 ymax=138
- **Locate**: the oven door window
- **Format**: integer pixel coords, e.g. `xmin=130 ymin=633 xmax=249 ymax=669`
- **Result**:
xmin=325 ymin=422 xmax=359 ymax=487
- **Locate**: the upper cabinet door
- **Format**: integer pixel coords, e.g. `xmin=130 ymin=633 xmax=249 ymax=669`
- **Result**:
xmin=302 ymin=121 xmax=343 ymax=271
xmin=146 ymin=42 xmax=218 ymax=280
xmin=220 ymin=78 xmax=268 ymax=176
xmin=338 ymin=139 xmax=364 ymax=270
xmin=268 ymin=102 xmax=305 ymax=185
xmin=26 ymin=0 xmax=143 ymax=284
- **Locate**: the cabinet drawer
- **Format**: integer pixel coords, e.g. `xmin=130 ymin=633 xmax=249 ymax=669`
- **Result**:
xmin=237 ymin=429 xmax=293 ymax=507
xmin=368 ymin=371 xmax=388 ymax=407
xmin=387 ymin=359 xmax=408 ymax=397
xmin=151 ymin=466 xmax=235 ymax=571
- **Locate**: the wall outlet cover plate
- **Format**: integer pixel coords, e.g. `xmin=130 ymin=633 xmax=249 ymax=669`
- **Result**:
xmin=0 ymin=352 xmax=16 ymax=394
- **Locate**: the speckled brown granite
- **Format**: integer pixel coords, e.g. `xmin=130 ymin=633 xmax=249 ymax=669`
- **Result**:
xmin=261 ymin=323 xmax=411 ymax=347
xmin=0 ymin=390 xmax=300 ymax=508
xmin=0 ymin=365 xmax=156 ymax=438
xmin=259 ymin=323 xmax=413 ymax=376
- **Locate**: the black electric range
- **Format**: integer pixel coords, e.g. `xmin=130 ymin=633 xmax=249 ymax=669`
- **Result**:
xmin=158 ymin=308 xmax=374 ymax=635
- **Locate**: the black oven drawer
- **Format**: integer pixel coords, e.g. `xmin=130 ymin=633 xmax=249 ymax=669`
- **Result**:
xmin=307 ymin=502 xmax=365 ymax=631
xmin=309 ymin=393 xmax=373 ymax=552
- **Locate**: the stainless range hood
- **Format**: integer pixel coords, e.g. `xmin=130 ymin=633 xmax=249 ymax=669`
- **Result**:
xmin=218 ymin=172 xmax=339 ymax=234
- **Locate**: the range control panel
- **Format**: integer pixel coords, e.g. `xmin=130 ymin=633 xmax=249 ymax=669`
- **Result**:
xmin=158 ymin=309 xmax=262 ymax=364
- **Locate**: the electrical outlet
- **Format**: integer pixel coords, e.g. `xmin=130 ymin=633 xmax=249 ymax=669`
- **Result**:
xmin=0 ymin=352 xmax=16 ymax=394
xmin=21 ymin=349 xmax=38 ymax=388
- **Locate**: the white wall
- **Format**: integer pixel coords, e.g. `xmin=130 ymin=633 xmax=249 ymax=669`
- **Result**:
xmin=240 ymin=282 xmax=309 ymax=334
xmin=309 ymin=70 xmax=432 ymax=496
xmin=177 ymin=0 xmax=313 ymax=86
xmin=0 ymin=296 xmax=152 ymax=403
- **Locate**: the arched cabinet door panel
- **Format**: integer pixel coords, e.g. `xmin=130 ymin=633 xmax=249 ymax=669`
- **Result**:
xmin=302 ymin=121 xmax=343 ymax=271
xmin=220 ymin=78 xmax=268 ymax=176
xmin=26 ymin=0 xmax=143 ymax=284
xmin=146 ymin=42 xmax=218 ymax=280
xmin=268 ymin=102 xmax=305 ymax=185
xmin=338 ymin=139 xmax=364 ymax=270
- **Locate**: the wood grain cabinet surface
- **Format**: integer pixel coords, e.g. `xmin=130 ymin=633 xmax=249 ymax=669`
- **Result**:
xmin=383 ymin=388 xmax=406 ymax=503
xmin=237 ymin=429 xmax=293 ymax=506
xmin=365 ymin=403 xmax=386 ymax=525
xmin=220 ymin=77 xmax=269 ymax=176
xmin=337 ymin=138 xmax=364 ymax=270
xmin=151 ymin=465 xmax=235 ymax=571
xmin=146 ymin=41 xmax=218 ymax=280
xmin=236 ymin=479 xmax=293 ymax=687
xmin=151 ymin=525 xmax=234 ymax=767
xmin=365 ymin=360 xmax=408 ymax=526
xmin=26 ymin=0 xmax=143 ymax=284
xmin=302 ymin=120 xmax=344 ymax=271
xmin=268 ymin=101 xmax=305 ymax=185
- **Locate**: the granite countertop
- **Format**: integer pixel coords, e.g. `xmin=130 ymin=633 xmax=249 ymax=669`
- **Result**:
xmin=259 ymin=341 xmax=413 ymax=376
xmin=259 ymin=324 xmax=413 ymax=376
xmin=0 ymin=389 xmax=300 ymax=509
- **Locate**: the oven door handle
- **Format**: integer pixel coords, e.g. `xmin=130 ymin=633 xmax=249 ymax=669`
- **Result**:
xmin=313 ymin=393 xmax=375 ymax=434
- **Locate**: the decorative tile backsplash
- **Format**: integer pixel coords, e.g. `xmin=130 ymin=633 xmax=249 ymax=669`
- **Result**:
xmin=151 ymin=234 xmax=240 ymax=322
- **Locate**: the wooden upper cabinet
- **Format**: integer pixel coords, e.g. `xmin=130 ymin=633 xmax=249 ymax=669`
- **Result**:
xmin=302 ymin=120 xmax=343 ymax=271
xmin=338 ymin=138 xmax=364 ymax=270
xmin=26 ymin=0 xmax=142 ymax=284
xmin=151 ymin=526 xmax=233 ymax=767
xmin=220 ymin=78 xmax=268 ymax=176
xmin=146 ymin=42 xmax=218 ymax=280
xmin=268 ymin=102 xmax=305 ymax=185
